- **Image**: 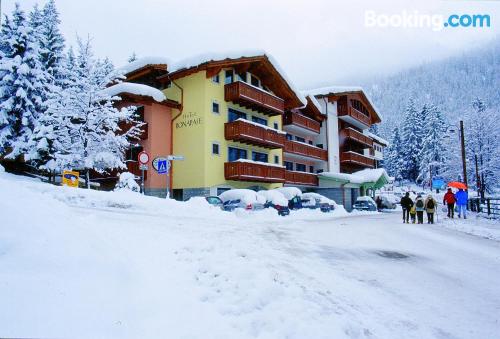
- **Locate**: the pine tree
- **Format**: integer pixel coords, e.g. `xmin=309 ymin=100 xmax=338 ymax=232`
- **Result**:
xmin=40 ymin=0 xmax=65 ymax=83
xmin=418 ymin=104 xmax=447 ymax=184
xmin=128 ymin=52 xmax=138 ymax=63
xmin=386 ymin=126 xmax=404 ymax=182
xmin=0 ymin=4 xmax=50 ymax=157
xmin=43 ymin=37 xmax=143 ymax=187
xmin=399 ymin=98 xmax=421 ymax=182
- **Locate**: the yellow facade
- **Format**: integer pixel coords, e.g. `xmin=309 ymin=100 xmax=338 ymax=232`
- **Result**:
xmin=164 ymin=69 xmax=284 ymax=195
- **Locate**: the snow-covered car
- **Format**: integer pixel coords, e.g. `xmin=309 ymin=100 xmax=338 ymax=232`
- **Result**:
xmin=257 ymin=190 xmax=290 ymax=216
xmin=376 ymin=195 xmax=397 ymax=209
xmin=301 ymin=192 xmax=336 ymax=213
xmin=276 ymin=187 xmax=303 ymax=210
xmin=219 ymin=189 xmax=266 ymax=211
xmin=353 ymin=196 xmax=377 ymax=211
xmin=205 ymin=196 xmax=235 ymax=211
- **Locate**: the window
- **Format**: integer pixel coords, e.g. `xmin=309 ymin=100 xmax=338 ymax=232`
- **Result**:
xmin=252 ymin=151 xmax=268 ymax=163
xmin=296 ymin=163 xmax=306 ymax=172
xmin=237 ymin=72 xmax=246 ymax=82
xmin=212 ymin=74 xmax=220 ymax=84
xmin=285 ymin=161 xmax=293 ymax=171
xmin=225 ymin=70 xmax=234 ymax=84
xmin=308 ymin=140 xmax=313 ymax=145
xmin=251 ymin=74 xmax=260 ymax=87
xmin=309 ymin=166 xmax=314 ymax=173
xmin=273 ymin=122 xmax=279 ymax=130
xmin=295 ymin=136 xmax=305 ymax=143
xmin=274 ymin=155 xmax=280 ymax=164
xmin=228 ymin=147 xmax=247 ymax=162
xmin=286 ymin=134 xmax=293 ymax=141
xmin=228 ymin=108 xmax=247 ymax=122
xmin=127 ymin=145 xmax=143 ymax=161
xmin=212 ymin=142 xmax=220 ymax=156
xmin=212 ymin=101 xmax=220 ymax=114
xmin=251 ymin=116 xmax=267 ymax=126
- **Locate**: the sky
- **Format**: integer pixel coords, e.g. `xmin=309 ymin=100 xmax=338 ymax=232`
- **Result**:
xmin=2 ymin=0 xmax=499 ymax=88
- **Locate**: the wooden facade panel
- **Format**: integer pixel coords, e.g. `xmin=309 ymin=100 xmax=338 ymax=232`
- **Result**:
xmin=284 ymin=171 xmax=318 ymax=186
xmin=337 ymin=102 xmax=371 ymax=127
xmin=224 ymin=162 xmax=285 ymax=183
xmin=283 ymin=111 xmax=321 ymax=134
xmin=340 ymin=152 xmax=375 ymax=168
xmin=284 ymin=140 xmax=328 ymax=161
xmin=224 ymin=81 xmax=285 ymax=116
xmin=224 ymin=120 xmax=285 ymax=149
xmin=340 ymin=128 xmax=373 ymax=148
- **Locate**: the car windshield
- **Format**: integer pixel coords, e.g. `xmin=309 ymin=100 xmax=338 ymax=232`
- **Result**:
xmin=206 ymin=197 xmax=220 ymax=204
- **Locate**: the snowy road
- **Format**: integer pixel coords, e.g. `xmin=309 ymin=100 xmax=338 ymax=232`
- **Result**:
xmin=1 ymin=175 xmax=500 ymax=338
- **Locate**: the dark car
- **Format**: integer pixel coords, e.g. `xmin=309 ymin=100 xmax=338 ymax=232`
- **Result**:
xmin=288 ymin=196 xmax=303 ymax=210
xmin=263 ymin=201 xmax=290 ymax=216
xmin=353 ymin=197 xmax=377 ymax=211
xmin=205 ymin=196 xmax=235 ymax=211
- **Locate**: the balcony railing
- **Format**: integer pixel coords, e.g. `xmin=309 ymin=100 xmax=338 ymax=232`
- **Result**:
xmin=284 ymin=140 xmax=328 ymax=161
xmin=225 ymin=119 xmax=285 ymax=149
xmin=338 ymin=104 xmax=371 ymax=127
xmin=224 ymin=161 xmax=285 ymax=183
xmin=225 ymin=81 xmax=285 ymax=116
xmin=340 ymin=152 xmax=375 ymax=168
xmin=341 ymin=128 xmax=373 ymax=148
xmin=283 ymin=111 xmax=320 ymax=134
xmin=285 ymin=171 xmax=318 ymax=186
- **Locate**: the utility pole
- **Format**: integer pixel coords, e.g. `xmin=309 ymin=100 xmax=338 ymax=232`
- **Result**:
xmin=459 ymin=120 xmax=468 ymax=187
xmin=474 ymin=154 xmax=480 ymax=197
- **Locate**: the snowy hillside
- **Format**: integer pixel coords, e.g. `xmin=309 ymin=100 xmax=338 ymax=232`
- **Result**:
xmin=1 ymin=171 xmax=500 ymax=338
xmin=365 ymin=38 xmax=500 ymax=137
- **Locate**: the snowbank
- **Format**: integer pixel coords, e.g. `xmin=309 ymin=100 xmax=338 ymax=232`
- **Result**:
xmin=103 ymin=83 xmax=167 ymax=102
xmin=0 ymin=164 xmax=4 ymax=173
xmin=114 ymin=172 xmax=140 ymax=192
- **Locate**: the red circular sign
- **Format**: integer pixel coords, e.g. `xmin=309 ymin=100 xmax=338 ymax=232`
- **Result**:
xmin=138 ymin=151 xmax=150 ymax=165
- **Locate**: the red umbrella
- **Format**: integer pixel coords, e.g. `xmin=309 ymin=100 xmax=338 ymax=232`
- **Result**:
xmin=448 ymin=181 xmax=467 ymax=190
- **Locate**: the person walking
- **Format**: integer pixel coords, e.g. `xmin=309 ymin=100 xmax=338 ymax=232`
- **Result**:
xmin=455 ymin=188 xmax=468 ymax=219
xmin=400 ymin=192 xmax=413 ymax=223
xmin=443 ymin=188 xmax=456 ymax=218
xmin=415 ymin=194 xmax=425 ymax=224
xmin=409 ymin=205 xmax=417 ymax=224
xmin=424 ymin=194 xmax=437 ymax=224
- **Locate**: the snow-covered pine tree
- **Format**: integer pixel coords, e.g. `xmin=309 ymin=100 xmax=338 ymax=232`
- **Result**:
xmin=40 ymin=0 xmax=65 ymax=83
xmin=465 ymin=98 xmax=500 ymax=193
xmin=128 ymin=52 xmax=138 ymax=63
xmin=385 ymin=126 xmax=404 ymax=182
xmin=47 ymin=37 xmax=143 ymax=188
xmin=399 ymin=98 xmax=421 ymax=182
xmin=418 ymin=104 xmax=447 ymax=184
xmin=0 ymin=4 xmax=50 ymax=157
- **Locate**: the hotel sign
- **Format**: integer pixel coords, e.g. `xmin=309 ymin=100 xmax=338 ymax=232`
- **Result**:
xmin=175 ymin=112 xmax=202 ymax=129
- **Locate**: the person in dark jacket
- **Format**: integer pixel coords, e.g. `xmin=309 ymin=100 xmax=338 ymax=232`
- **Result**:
xmin=400 ymin=192 xmax=414 ymax=223
xmin=414 ymin=194 xmax=425 ymax=224
xmin=455 ymin=188 xmax=468 ymax=219
xmin=443 ymin=188 xmax=456 ymax=218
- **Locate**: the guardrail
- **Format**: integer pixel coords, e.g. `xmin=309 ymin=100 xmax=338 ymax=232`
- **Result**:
xmin=468 ymin=197 xmax=500 ymax=217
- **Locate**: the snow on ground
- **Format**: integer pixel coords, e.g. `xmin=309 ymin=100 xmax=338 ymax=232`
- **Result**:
xmin=1 ymin=171 xmax=500 ymax=339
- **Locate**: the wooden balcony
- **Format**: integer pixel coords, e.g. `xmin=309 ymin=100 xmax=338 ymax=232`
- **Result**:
xmin=224 ymin=161 xmax=285 ymax=183
xmin=341 ymin=128 xmax=373 ymax=148
xmin=225 ymin=120 xmax=285 ymax=149
xmin=340 ymin=152 xmax=375 ymax=168
xmin=284 ymin=140 xmax=328 ymax=161
xmin=338 ymin=104 xmax=371 ymax=127
xmin=285 ymin=171 xmax=318 ymax=186
xmin=225 ymin=81 xmax=285 ymax=116
xmin=283 ymin=111 xmax=320 ymax=134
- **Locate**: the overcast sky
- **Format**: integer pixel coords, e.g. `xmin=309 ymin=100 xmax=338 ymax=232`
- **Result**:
xmin=3 ymin=0 xmax=499 ymax=88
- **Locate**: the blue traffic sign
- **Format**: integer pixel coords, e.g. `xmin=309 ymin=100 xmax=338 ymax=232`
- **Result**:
xmin=157 ymin=159 xmax=169 ymax=174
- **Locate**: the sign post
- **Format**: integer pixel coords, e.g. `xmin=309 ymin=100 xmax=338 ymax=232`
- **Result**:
xmin=62 ymin=170 xmax=80 ymax=188
xmin=138 ymin=151 xmax=150 ymax=195
xmin=153 ymin=155 xmax=184 ymax=198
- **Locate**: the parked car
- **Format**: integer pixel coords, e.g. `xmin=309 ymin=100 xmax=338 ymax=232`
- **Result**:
xmin=258 ymin=190 xmax=290 ymax=216
xmin=301 ymin=192 xmax=336 ymax=213
xmin=276 ymin=187 xmax=303 ymax=210
xmin=353 ymin=196 xmax=378 ymax=211
xmin=376 ymin=195 xmax=397 ymax=209
xmin=205 ymin=196 xmax=235 ymax=211
xmin=219 ymin=189 xmax=265 ymax=211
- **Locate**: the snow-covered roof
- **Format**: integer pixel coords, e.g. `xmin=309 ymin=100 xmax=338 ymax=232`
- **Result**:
xmin=118 ymin=56 xmax=171 ymax=76
xmin=169 ymin=50 xmax=307 ymax=107
xmin=103 ymin=83 xmax=167 ymax=103
xmin=366 ymin=132 xmax=389 ymax=146
xmin=319 ymin=168 xmax=391 ymax=187
xmin=306 ymin=94 xmax=323 ymax=113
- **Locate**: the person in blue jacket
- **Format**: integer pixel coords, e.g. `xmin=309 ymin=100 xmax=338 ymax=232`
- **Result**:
xmin=455 ymin=188 xmax=468 ymax=219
